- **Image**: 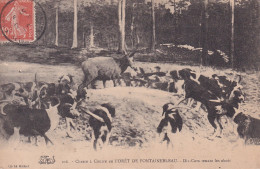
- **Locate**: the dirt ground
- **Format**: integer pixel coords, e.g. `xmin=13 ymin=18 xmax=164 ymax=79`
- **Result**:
xmin=0 ymin=60 xmax=259 ymax=152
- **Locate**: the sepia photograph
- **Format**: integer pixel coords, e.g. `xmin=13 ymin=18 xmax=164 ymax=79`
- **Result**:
xmin=0 ymin=0 xmax=259 ymax=168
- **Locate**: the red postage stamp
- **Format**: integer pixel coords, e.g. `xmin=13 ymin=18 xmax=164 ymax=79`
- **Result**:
xmin=0 ymin=0 xmax=35 ymax=43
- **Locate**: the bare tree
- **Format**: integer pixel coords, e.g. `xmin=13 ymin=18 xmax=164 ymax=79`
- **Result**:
xmin=201 ymin=0 xmax=209 ymax=65
xmin=122 ymin=0 xmax=126 ymax=53
xmin=118 ymin=0 xmax=122 ymax=52
xmin=118 ymin=0 xmax=126 ymax=54
xmin=90 ymin=22 xmax=95 ymax=48
xmin=55 ymin=5 xmax=59 ymax=46
xmin=71 ymin=0 xmax=78 ymax=49
xmin=230 ymin=0 xmax=235 ymax=68
xmin=131 ymin=3 xmax=137 ymax=49
xmin=173 ymin=0 xmax=177 ymax=46
xmin=151 ymin=0 xmax=156 ymax=51
xmin=83 ymin=31 xmax=86 ymax=48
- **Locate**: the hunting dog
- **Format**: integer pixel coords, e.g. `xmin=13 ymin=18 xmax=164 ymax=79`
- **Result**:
xmin=233 ymin=108 xmax=260 ymax=145
xmin=0 ymin=97 xmax=80 ymax=146
xmin=58 ymin=90 xmax=81 ymax=138
xmin=174 ymin=72 xmax=245 ymax=137
xmin=80 ymin=103 xmax=116 ymax=150
xmin=157 ymin=103 xmax=184 ymax=149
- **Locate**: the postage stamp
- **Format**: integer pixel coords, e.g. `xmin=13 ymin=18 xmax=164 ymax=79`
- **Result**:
xmin=0 ymin=0 xmax=35 ymax=43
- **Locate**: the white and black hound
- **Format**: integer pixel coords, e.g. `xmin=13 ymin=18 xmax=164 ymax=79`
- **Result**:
xmin=57 ymin=74 xmax=80 ymax=138
xmin=173 ymin=76 xmax=227 ymax=137
xmin=57 ymin=90 xmax=81 ymax=138
xmin=169 ymin=69 xmax=201 ymax=111
xmin=0 ymin=97 xmax=79 ymax=146
xmin=208 ymin=81 xmax=245 ymax=136
xmin=58 ymin=74 xmax=77 ymax=94
xmin=170 ymin=68 xmax=245 ymax=138
xmin=80 ymin=103 xmax=116 ymax=150
xmin=157 ymin=103 xmax=186 ymax=149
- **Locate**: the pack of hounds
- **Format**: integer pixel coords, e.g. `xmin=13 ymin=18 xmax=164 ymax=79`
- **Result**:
xmin=0 ymin=74 xmax=115 ymax=150
xmin=0 ymin=67 xmax=259 ymax=150
xmin=154 ymin=68 xmax=260 ymax=147
xmin=118 ymin=66 xmax=259 ymax=146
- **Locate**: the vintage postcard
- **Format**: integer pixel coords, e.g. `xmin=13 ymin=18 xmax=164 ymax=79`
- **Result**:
xmin=0 ymin=0 xmax=259 ymax=168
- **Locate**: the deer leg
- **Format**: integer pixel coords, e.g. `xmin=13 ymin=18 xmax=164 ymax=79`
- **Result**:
xmin=103 ymin=80 xmax=106 ymax=88
xmin=81 ymin=74 xmax=95 ymax=89
xmin=90 ymin=81 xmax=95 ymax=89
xmin=33 ymin=136 xmax=39 ymax=146
xmin=27 ymin=137 xmax=31 ymax=143
xmin=112 ymin=79 xmax=117 ymax=87
xmin=117 ymin=78 xmax=122 ymax=86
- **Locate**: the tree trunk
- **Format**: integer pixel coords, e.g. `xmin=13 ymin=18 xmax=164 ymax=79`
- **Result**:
xmin=173 ymin=0 xmax=177 ymax=46
xmin=121 ymin=0 xmax=126 ymax=53
xmin=118 ymin=0 xmax=122 ymax=52
xmin=83 ymin=31 xmax=86 ymax=48
xmin=118 ymin=0 xmax=126 ymax=54
xmin=43 ymin=31 xmax=46 ymax=45
xmin=90 ymin=23 xmax=95 ymax=48
xmin=71 ymin=0 xmax=78 ymax=49
xmin=131 ymin=4 xmax=135 ymax=49
xmin=67 ymin=34 xmax=69 ymax=46
xmin=151 ymin=0 xmax=156 ymax=52
xmin=230 ymin=0 xmax=235 ymax=69
xmin=55 ymin=7 xmax=59 ymax=46
xmin=201 ymin=0 xmax=209 ymax=65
